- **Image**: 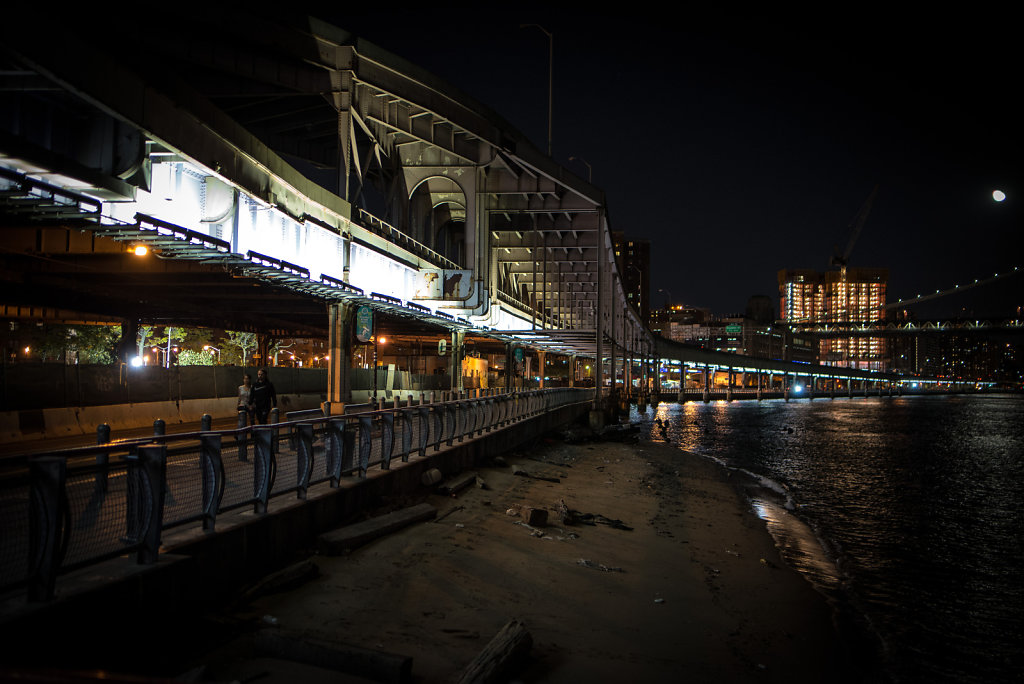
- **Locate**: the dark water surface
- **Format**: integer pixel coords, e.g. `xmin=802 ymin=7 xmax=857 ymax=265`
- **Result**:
xmin=633 ymin=394 xmax=1024 ymax=684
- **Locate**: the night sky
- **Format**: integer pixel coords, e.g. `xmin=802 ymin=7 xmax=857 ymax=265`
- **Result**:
xmin=327 ymin=8 xmax=1021 ymax=319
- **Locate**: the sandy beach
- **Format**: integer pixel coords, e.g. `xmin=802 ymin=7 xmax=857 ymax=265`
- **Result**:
xmin=202 ymin=433 xmax=872 ymax=683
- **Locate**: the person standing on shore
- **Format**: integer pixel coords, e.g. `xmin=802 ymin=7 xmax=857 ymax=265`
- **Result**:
xmin=248 ymin=368 xmax=277 ymax=424
xmin=237 ymin=373 xmax=255 ymax=424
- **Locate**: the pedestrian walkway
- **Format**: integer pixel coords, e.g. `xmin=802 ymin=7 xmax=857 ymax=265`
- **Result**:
xmin=0 ymin=415 xmax=241 ymax=459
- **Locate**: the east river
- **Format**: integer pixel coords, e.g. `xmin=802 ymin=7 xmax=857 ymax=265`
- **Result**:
xmin=634 ymin=393 xmax=1023 ymax=683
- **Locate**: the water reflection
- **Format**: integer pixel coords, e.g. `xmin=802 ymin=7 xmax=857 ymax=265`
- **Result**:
xmin=631 ymin=395 xmax=1024 ymax=684
xmin=750 ymin=497 xmax=841 ymax=595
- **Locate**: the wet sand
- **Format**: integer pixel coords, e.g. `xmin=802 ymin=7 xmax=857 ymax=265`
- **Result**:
xmin=210 ymin=435 xmax=870 ymax=683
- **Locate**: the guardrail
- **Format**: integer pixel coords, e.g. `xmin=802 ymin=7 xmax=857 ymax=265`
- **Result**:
xmin=0 ymin=388 xmax=592 ymax=602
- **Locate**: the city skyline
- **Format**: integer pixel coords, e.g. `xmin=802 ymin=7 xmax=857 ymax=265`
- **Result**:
xmin=332 ymin=9 xmax=1021 ymax=318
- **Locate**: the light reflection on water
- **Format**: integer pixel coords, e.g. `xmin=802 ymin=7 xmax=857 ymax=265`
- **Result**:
xmin=634 ymin=394 xmax=1024 ymax=684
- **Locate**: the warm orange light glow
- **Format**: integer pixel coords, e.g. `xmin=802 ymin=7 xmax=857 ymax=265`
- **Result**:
xmin=24 ymin=346 xmax=30 ymax=354
xmin=379 ymin=337 xmax=387 ymax=344
xmin=133 ymin=245 xmax=148 ymax=256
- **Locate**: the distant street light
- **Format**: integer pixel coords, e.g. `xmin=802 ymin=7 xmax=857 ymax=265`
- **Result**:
xmin=204 ymin=345 xmax=221 ymax=363
xmin=993 ymin=189 xmax=1006 ymax=202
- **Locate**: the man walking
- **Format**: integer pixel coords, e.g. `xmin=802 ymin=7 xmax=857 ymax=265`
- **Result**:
xmin=249 ymin=368 xmax=278 ymax=424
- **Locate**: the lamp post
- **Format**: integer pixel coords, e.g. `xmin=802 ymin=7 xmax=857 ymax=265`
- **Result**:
xmin=204 ymin=345 xmax=221 ymax=363
xmin=521 ymin=23 xmax=553 ymax=157
xmin=569 ymin=156 xmax=591 ymax=182
xmin=373 ymin=336 xmax=387 ymax=404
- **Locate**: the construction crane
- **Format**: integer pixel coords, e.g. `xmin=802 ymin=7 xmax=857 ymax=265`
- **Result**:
xmin=830 ymin=184 xmax=879 ymax=275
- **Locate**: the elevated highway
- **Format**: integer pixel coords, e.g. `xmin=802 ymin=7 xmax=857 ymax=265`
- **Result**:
xmin=1 ymin=13 xmax=651 ymax=407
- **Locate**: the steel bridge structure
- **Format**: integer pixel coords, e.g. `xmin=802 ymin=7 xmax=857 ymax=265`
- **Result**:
xmin=1 ymin=13 xmax=651 ymax=406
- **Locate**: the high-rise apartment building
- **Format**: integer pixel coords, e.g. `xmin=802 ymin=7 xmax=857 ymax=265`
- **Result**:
xmin=613 ymin=233 xmax=651 ymax=323
xmin=778 ymin=267 xmax=888 ymax=371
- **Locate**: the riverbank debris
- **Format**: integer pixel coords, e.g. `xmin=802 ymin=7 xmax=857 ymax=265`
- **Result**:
xmin=506 ymin=503 xmax=548 ymax=527
xmin=436 ymin=471 xmax=478 ymax=496
xmin=511 ymin=464 xmax=561 ymax=483
xmin=577 ymin=558 xmax=625 ymax=573
xmin=456 ymin=618 xmax=532 ymax=684
xmin=556 ymin=498 xmax=633 ymax=530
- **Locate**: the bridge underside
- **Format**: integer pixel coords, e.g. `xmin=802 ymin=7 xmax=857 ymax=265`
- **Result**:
xmin=1 ymin=225 xmax=330 ymax=335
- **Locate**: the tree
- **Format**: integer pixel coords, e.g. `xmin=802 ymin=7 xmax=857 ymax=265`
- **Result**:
xmin=28 ymin=324 xmax=120 ymax=364
xmin=223 ymin=331 xmax=258 ymax=367
xmin=137 ymin=325 xmax=155 ymax=358
xmin=177 ymin=349 xmax=213 ymax=366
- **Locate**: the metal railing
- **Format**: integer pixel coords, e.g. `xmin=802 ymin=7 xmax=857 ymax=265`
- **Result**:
xmin=0 ymin=388 xmax=592 ymax=601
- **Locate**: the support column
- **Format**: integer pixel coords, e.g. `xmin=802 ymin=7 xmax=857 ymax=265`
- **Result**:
xmin=118 ymin=319 xmax=138 ymax=364
xmin=610 ymin=339 xmax=618 ymax=400
xmin=327 ymin=303 xmax=353 ymax=408
xmin=703 ymin=365 xmax=710 ymax=403
xmin=569 ymin=354 xmax=577 ymax=388
xmin=726 ymin=367 xmax=734 ymax=402
xmin=451 ymin=330 xmax=465 ymax=393
xmin=538 ymin=351 xmax=547 ymax=389
xmin=756 ymin=370 xmax=763 ymax=401
xmin=784 ymin=372 xmax=790 ymax=402
xmin=677 ymin=362 xmax=686 ymax=403
xmin=542 ymin=231 xmax=548 ymax=330
xmin=653 ymin=354 xmax=662 ymax=397
xmin=594 ymin=213 xmax=604 ymax=410
xmin=807 ymin=374 xmax=815 ymax=400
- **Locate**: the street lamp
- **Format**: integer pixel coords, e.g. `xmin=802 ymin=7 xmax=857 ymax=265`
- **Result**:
xmin=520 ymin=23 xmax=553 ymax=157
xmin=373 ymin=335 xmax=387 ymax=404
xmin=569 ymin=156 xmax=591 ymax=182
xmin=204 ymin=345 xmax=221 ymax=363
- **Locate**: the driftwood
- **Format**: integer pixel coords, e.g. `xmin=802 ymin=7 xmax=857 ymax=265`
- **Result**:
xmin=317 ymin=503 xmax=437 ymax=554
xmin=238 ymin=558 xmax=318 ymax=604
xmin=511 ymin=464 xmax=560 ymax=483
xmin=437 ymin=471 xmax=478 ymax=495
xmin=255 ymin=629 xmax=412 ymax=684
xmin=456 ymin=619 xmax=532 ymax=684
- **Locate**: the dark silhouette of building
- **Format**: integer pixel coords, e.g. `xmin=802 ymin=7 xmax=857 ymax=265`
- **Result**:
xmin=613 ymin=233 xmax=650 ymax=323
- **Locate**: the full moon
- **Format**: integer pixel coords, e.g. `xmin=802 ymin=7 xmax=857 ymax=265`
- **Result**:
xmin=992 ymin=189 xmax=1006 ymax=202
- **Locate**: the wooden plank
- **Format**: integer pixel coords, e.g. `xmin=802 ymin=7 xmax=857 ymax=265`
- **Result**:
xmin=437 ymin=471 xmax=478 ymax=495
xmin=317 ymin=503 xmax=437 ymax=554
xmin=255 ymin=628 xmax=412 ymax=684
xmin=238 ymin=559 xmax=318 ymax=603
xmin=456 ymin=619 xmax=532 ymax=684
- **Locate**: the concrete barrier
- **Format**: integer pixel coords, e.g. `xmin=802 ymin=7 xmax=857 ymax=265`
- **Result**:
xmin=1 ymin=393 xmax=326 ymax=443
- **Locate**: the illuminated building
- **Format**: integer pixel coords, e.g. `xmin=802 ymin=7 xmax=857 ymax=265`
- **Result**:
xmin=778 ymin=267 xmax=888 ymax=371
